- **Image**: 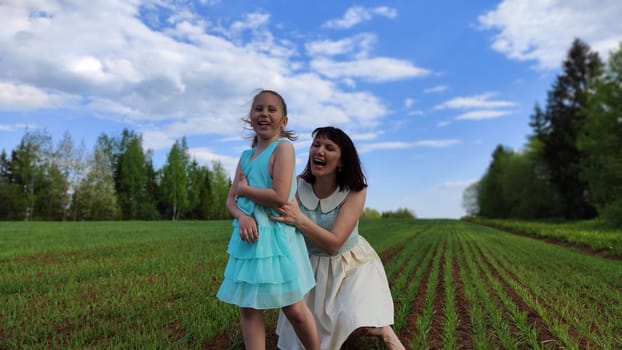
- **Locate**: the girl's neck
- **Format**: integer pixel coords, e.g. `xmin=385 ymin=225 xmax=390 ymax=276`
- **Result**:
xmin=255 ymin=135 xmax=280 ymax=151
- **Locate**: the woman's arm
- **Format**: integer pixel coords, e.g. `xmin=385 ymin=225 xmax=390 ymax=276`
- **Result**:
xmin=273 ymin=188 xmax=366 ymax=255
xmin=237 ymin=141 xmax=294 ymax=209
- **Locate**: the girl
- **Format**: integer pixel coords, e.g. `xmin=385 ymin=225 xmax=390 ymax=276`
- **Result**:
xmin=216 ymin=90 xmax=319 ymax=350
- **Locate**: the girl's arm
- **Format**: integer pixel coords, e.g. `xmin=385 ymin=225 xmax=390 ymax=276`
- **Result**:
xmin=272 ymin=188 xmax=366 ymax=255
xmin=237 ymin=141 xmax=294 ymax=209
xmin=227 ymin=161 xmax=257 ymax=242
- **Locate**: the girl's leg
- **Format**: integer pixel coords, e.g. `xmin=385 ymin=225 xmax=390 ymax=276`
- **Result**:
xmin=281 ymin=300 xmax=320 ymax=350
xmin=240 ymin=307 xmax=265 ymax=350
xmin=365 ymin=326 xmax=405 ymax=350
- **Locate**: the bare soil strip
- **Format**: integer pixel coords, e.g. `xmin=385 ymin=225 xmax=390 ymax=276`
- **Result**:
xmin=399 ymin=239 xmax=438 ymax=346
xmin=452 ymin=253 xmax=473 ymax=350
xmin=427 ymin=239 xmax=447 ymax=349
xmin=380 ymin=242 xmax=405 ymax=264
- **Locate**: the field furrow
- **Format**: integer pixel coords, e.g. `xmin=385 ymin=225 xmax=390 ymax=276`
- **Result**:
xmin=451 ymin=246 xmax=473 ymax=349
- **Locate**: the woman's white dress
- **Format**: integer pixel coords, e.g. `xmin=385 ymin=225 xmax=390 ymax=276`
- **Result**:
xmin=276 ymin=178 xmax=395 ymax=350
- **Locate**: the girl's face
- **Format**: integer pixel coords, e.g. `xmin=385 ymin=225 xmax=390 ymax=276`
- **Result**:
xmin=251 ymin=92 xmax=287 ymax=141
xmin=309 ymin=135 xmax=342 ymax=177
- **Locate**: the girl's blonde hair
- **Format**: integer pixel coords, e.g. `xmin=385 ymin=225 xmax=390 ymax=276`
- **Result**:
xmin=243 ymin=89 xmax=297 ymax=147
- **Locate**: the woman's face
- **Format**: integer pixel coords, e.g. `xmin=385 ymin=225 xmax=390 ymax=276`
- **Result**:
xmin=309 ymin=135 xmax=342 ymax=177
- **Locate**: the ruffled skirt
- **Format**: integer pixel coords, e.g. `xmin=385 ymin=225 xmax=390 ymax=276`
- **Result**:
xmin=217 ymin=219 xmax=314 ymax=309
xmin=276 ymin=236 xmax=395 ymax=349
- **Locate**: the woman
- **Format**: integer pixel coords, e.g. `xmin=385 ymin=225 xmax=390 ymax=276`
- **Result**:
xmin=272 ymin=126 xmax=405 ymax=350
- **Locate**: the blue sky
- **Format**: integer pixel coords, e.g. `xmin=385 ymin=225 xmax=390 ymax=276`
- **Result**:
xmin=1 ymin=0 xmax=621 ymax=218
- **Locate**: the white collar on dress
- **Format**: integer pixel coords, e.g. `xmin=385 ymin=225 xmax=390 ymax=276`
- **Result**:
xmin=297 ymin=178 xmax=349 ymax=213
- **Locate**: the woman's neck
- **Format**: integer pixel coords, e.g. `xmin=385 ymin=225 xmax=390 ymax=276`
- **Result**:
xmin=313 ymin=175 xmax=337 ymax=199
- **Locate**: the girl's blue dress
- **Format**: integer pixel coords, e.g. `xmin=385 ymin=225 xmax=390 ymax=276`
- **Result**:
xmin=217 ymin=139 xmax=314 ymax=309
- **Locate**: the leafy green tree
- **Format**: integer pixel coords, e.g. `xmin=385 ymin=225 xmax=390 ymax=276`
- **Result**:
xmin=116 ymin=133 xmax=158 ymax=219
xmin=473 ymin=140 xmax=562 ymax=219
xmin=381 ymin=208 xmax=416 ymax=219
xmin=161 ymin=140 xmax=189 ymax=220
xmin=362 ymin=207 xmax=381 ymax=219
xmin=109 ymin=129 xmax=158 ymax=220
xmin=186 ymin=160 xmax=213 ymax=219
xmin=579 ymin=43 xmax=622 ymax=225
xmin=142 ymin=153 xmax=160 ymax=220
xmin=11 ymin=130 xmax=54 ymax=220
xmin=95 ymin=133 xmax=118 ymax=173
xmin=535 ymin=38 xmax=601 ymax=219
xmin=0 ymin=150 xmax=22 ymax=219
xmin=462 ymin=181 xmax=479 ymax=217
xmin=73 ymin=148 xmax=120 ymax=220
xmin=500 ymin=141 xmax=562 ymax=219
xmin=54 ymin=131 xmax=87 ymax=220
xmin=477 ymin=145 xmax=512 ymax=218
xmin=208 ymin=161 xmax=231 ymax=220
xmin=35 ymin=163 xmax=68 ymax=220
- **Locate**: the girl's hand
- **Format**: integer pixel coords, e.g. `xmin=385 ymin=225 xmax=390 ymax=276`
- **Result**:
xmin=238 ymin=214 xmax=258 ymax=243
xmin=271 ymin=199 xmax=303 ymax=227
xmin=237 ymin=172 xmax=249 ymax=197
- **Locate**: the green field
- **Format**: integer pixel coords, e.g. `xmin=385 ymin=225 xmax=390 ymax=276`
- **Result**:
xmin=1 ymin=219 xmax=621 ymax=349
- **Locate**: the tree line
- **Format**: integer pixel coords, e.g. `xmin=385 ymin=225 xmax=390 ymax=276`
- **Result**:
xmin=0 ymin=129 xmax=231 ymax=221
xmin=463 ymin=39 xmax=622 ymax=227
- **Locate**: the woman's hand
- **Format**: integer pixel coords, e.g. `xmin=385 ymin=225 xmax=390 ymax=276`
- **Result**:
xmin=238 ymin=214 xmax=258 ymax=243
xmin=271 ymin=199 xmax=304 ymax=227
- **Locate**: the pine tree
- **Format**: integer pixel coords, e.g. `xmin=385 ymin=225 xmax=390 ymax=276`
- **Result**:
xmin=536 ymin=38 xmax=601 ymax=219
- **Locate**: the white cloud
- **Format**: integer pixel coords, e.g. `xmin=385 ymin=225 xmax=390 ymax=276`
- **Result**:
xmin=478 ymin=0 xmax=622 ymax=69
xmin=435 ymin=92 xmax=516 ymax=110
xmin=414 ymin=139 xmax=461 ymax=148
xmin=455 ymin=110 xmax=512 ymax=120
xmin=358 ymin=139 xmax=460 ymax=153
xmin=311 ymin=57 xmax=430 ymax=82
xmin=350 ymin=131 xmax=381 ymax=141
xmin=189 ymin=147 xmax=240 ymax=177
xmin=230 ymin=12 xmax=270 ymax=33
xmin=305 ymin=34 xmax=376 ymax=58
xmin=305 ymin=33 xmax=428 ymax=84
xmin=323 ymin=6 xmax=397 ymax=29
xmin=0 ymin=123 xmax=33 ymax=132
xmin=0 ymin=82 xmax=77 ymax=109
xmin=424 ymin=85 xmax=449 ymax=94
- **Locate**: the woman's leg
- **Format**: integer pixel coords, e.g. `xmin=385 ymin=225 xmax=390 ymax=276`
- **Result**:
xmin=240 ymin=307 xmax=265 ymax=350
xmin=281 ymin=300 xmax=320 ymax=350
